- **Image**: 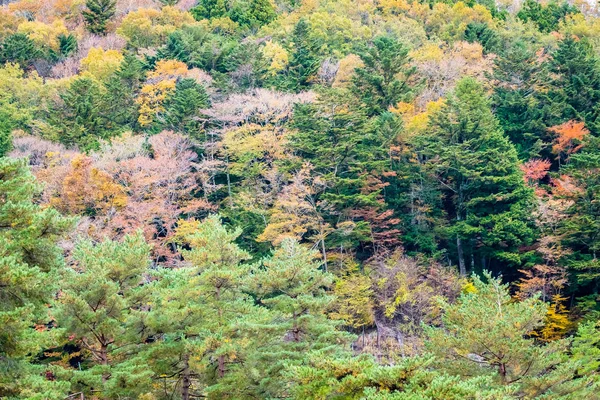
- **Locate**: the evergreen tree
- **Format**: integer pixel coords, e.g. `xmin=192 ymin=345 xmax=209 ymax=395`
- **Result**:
xmin=82 ymin=0 xmax=117 ymax=35
xmin=57 ymin=34 xmax=78 ymax=58
xmin=417 ymin=78 xmax=535 ymax=275
xmin=426 ymin=273 xmax=598 ymax=397
xmin=0 ymin=158 xmax=73 ymax=397
xmin=246 ymin=239 xmax=353 ymax=398
xmin=144 ymin=216 xmax=269 ymax=399
xmin=491 ymin=40 xmax=551 ymax=159
xmin=351 ymin=35 xmax=418 ymax=116
xmin=548 ymin=36 xmax=600 ymax=134
xmin=556 ymin=136 xmax=600 ymax=292
xmin=284 ymin=19 xmax=322 ymax=91
xmin=517 ymin=0 xmax=579 ymax=33
xmin=53 ymin=77 xmax=110 ymax=151
xmin=0 ymin=33 xmax=40 ymax=69
xmin=0 ymin=110 xmax=14 ymax=157
xmin=54 ymin=233 xmax=154 ymax=398
xmin=190 ymin=0 xmax=228 ymax=20
xmin=161 ymin=78 xmax=210 ymax=135
xmin=102 ymin=53 xmax=145 ymax=131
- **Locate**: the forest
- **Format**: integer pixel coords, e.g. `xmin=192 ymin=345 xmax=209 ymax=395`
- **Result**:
xmin=2 ymin=0 xmax=600 ymax=398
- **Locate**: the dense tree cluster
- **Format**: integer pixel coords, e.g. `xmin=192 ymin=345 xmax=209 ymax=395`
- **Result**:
xmin=2 ymin=0 xmax=600 ymax=398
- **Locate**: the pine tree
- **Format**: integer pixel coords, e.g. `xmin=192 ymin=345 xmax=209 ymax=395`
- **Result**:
xmin=144 ymin=216 xmax=268 ymax=399
xmin=417 ymin=78 xmax=535 ymax=275
xmin=0 ymin=158 xmax=73 ymax=397
xmin=82 ymin=0 xmax=117 ymax=35
xmin=426 ymin=273 xmax=597 ymax=397
xmin=351 ymin=35 xmax=418 ymax=117
xmin=54 ymin=233 xmax=154 ymax=398
xmin=246 ymin=239 xmax=354 ymax=398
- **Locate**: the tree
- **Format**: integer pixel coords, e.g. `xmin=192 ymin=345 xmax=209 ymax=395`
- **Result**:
xmin=160 ymin=77 xmax=210 ymax=135
xmin=0 ymin=33 xmax=40 ymax=69
xmin=248 ymin=239 xmax=354 ymax=398
xmin=517 ymin=0 xmax=579 ymax=33
xmin=426 ymin=273 xmax=597 ymax=397
xmin=284 ymin=19 xmax=322 ymax=91
xmin=82 ymin=0 xmax=116 ymax=35
xmin=416 ymin=78 xmax=535 ymax=275
xmin=52 ymin=77 xmax=111 ymax=151
xmin=491 ymin=40 xmax=550 ymax=160
xmin=54 ymin=233 xmax=154 ymax=398
xmin=158 ymin=215 xmax=267 ymax=399
xmin=548 ymin=36 xmax=600 ymax=135
xmin=0 ymin=158 xmax=73 ymax=397
xmin=0 ymin=109 xmax=14 ymax=157
xmin=351 ymin=35 xmax=418 ymax=116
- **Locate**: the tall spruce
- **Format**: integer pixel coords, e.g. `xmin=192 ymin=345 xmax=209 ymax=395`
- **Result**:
xmin=417 ymin=78 xmax=535 ymax=275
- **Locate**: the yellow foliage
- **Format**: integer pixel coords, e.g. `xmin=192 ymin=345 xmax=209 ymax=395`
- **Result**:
xmin=378 ymin=0 xmax=411 ymax=14
xmin=209 ymin=17 xmax=239 ymax=34
xmin=453 ymin=41 xmax=484 ymax=62
xmin=53 ymin=155 xmax=127 ymax=214
xmin=331 ymin=272 xmax=375 ymax=328
xmin=149 ymin=59 xmax=189 ymax=79
xmin=410 ymin=43 xmax=444 ymax=62
xmin=17 ymin=19 xmax=68 ymax=51
xmin=462 ymin=280 xmax=478 ymax=295
xmin=117 ymin=6 xmax=195 ymax=48
xmin=262 ymin=41 xmax=289 ymax=76
xmin=427 ymin=2 xmax=493 ymax=42
xmin=0 ymin=10 xmax=22 ymax=40
xmin=136 ymin=79 xmax=176 ymax=127
xmin=536 ymin=296 xmax=573 ymax=342
xmin=80 ymin=48 xmax=124 ymax=81
xmin=9 ymin=0 xmax=42 ymax=18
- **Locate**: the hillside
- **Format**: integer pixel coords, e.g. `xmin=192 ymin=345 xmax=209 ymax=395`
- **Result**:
xmin=1 ymin=0 xmax=600 ymax=398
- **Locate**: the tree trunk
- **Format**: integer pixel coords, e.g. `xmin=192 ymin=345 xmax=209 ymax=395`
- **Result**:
xmin=182 ymin=352 xmax=191 ymax=400
xmin=456 ymin=235 xmax=466 ymax=277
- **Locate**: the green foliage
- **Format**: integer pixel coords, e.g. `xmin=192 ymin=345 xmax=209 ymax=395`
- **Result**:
xmin=191 ymin=0 xmax=276 ymax=29
xmin=0 ymin=158 xmax=73 ymax=398
xmin=160 ymin=78 xmax=210 ymax=134
xmin=83 ymin=0 xmax=117 ymax=34
xmin=0 ymin=33 xmax=40 ymax=68
xmin=102 ymin=53 xmax=145 ymax=131
xmin=417 ymin=78 xmax=535 ymax=273
xmin=491 ymin=40 xmax=550 ymax=159
xmin=0 ymin=110 xmax=14 ymax=157
xmin=283 ymin=18 xmax=323 ymax=91
xmin=426 ymin=273 xmax=599 ymax=397
xmin=55 ymin=233 xmax=154 ymax=397
xmin=517 ymin=0 xmax=579 ymax=33
xmin=464 ymin=22 xmax=500 ymax=54
xmin=548 ymin=36 xmax=600 ymax=134
xmin=57 ymin=34 xmax=77 ymax=58
xmin=351 ymin=35 xmax=418 ymax=116
xmin=51 ymin=77 xmax=112 ymax=151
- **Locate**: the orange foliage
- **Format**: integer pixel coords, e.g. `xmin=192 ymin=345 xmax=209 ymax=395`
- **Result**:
xmin=53 ymin=155 xmax=127 ymax=215
xmin=549 ymin=120 xmax=589 ymax=160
